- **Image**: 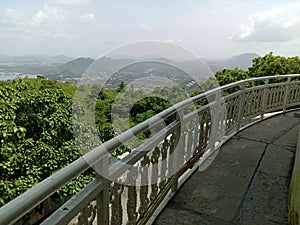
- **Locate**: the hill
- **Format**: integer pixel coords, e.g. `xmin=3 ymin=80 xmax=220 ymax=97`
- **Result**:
xmin=59 ymin=57 xmax=94 ymax=78
xmin=82 ymin=57 xmax=214 ymax=92
xmin=0 ymin=55 xmax=73 ymax=64
xmin=59 ymin=54 xmax=257 ymax=88
xmin=205 ymin=53 xmax=259 ymax=72
xmin=0 ymin=53 xmax=260 ymax=84
xmin=227 ymin=53 xmax=260 ymax=69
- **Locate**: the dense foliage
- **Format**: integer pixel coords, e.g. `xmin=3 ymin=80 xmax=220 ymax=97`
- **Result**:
xmin=0 ymin=78 xmax=93 ymax=206
xmin=0 ymin=77 xmax=191 ymax=206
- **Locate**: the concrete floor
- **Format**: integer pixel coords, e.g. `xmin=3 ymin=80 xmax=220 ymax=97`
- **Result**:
xmin=154 ymin=111 xmax=300 ymax=225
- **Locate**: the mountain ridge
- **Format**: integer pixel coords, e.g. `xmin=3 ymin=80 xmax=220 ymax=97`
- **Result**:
xmin=61 ymin=52 xmax=260 ymax=77
xmin=0 ymin=55 xmax=73 ymax=64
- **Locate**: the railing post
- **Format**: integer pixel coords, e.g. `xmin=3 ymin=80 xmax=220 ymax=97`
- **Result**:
xmin=171 ymin=108 xmax=184 ymax=192
xmin=237 ymin=82 xmax=246 ymax=131
xmin=210 ymin=91 xmax=223 ymax=148
xmin=261 ymin=78 xmax=269 ymax=119
xmin=95 ymin=157 xmax=110 ymax=225
xmin=283 ymin=77 xmax=291 ymax=112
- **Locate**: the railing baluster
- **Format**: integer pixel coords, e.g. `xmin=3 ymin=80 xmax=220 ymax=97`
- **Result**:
xmin=209 ymin=91 xmax=224 ymax=151
xmin=192 ymin=115 xmax=200 ymax=155
xmin=138 ymin=155 xmax=150 ymax=217
xmin=198 ymin=111 xmax=205 ymax=150
xmin=150 ymin=147 xmax=160 ymax=203
xmin=204 ymin=110 xmax=211 ymax=149
xmin=260 ymin=78 xmax=269 ymax=119
xmin=111 ymin=182 xmax=123 ymax=225
xmin=171 ymin=109 xmax=184 ymax=192
xmin=283 ymin=77 xmax=292 ymax=112
xmin=159 ymin=138 xmax=168 ymax=190
xmin=95 ymin=157 xmax=110 ymax=225
xmin=237 ymin=83 xmax=246 ymax=130
xmin=126 ymin=167 xmax=137 ymax=225
xmin=167 ymin=132 xmax=176 ymax=180
xmin=77 ymin=204 xmax=96 ymax=225
xmin=185 ymin=119 xmax=194 ymax=161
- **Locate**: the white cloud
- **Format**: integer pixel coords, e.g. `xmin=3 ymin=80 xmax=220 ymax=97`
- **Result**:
xmin=47 ymin=0 xmax=92 ymax=6
xmin=1 ymin=4 xmax=72 ymax=40
xmin=231 ymin=3 xmax=300 ymax=42
xmin=79 ymin=13 xmax=95 ymax=23
xmin=3 ymin=5 xmax=66 ymax=27
xmin=33 ymin=10 xmax=48 ymax=24
xmin=32 ymin=5 xmax=66 ymax=25
xmin=2 ymin=8 xmax=28 ymax=28
xmin=4 ymin=8 xmax=18 ymax=19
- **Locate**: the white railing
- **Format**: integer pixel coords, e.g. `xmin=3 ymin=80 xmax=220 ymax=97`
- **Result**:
xmin=0 ymin=75 xmax=300 ymax=225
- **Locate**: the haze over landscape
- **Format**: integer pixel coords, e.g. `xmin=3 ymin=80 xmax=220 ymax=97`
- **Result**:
xmin=1 ymin=0 xmax=300 ymax=58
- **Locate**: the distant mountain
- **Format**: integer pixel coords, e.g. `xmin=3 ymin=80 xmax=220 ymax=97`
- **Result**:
xmin=61 ymin=55 xmax=253 ymax=88
xmin=205 ymin=53 xmax=259 ymax=72
xmin=105 ymin=60 xmax=196 ymax=89
xmin=50 ymin=55 xmax=74 ymax=63
xmin=80 ymin=57 xmax=214 ymax=93
xmin=1 ymin=53 xmax=258 ymax=83
xmin=58 ymin=57 xmax=94 ymax=77
xmin=0 ymin=55 xmax=73 ymax=64
xmin=62 ymin=57 xmax=94 ymax=74
xmin=227 ymin=53 xmax=260 ymax=69
xmin=89 ymin=56 xmax=134 ymax=74
xmin=98 ymin=53 xmax=260 ymax=75
xmin=58 ymin=56 xmax=138 ymax=79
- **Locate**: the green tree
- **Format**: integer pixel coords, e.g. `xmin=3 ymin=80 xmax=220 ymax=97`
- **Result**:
xmin=0 ymin=79 xmax=93 ymax=207
xmin=248 ymin=52 xmax=300 ymax=77
xmin=215 ymin=68 xmax=249 ymax=86
xmin=117 ymin=81 xmax=126 ymax=92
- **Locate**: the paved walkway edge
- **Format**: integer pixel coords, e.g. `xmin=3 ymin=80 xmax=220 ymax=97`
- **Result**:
xmin=289 ymin=126 xmax=300 ymax=225
xmin=154 ymin=110 xmax=300 ymax=225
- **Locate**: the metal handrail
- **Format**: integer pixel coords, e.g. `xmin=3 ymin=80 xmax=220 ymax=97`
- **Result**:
xmin=0 ymin=74 xmax=300 ymax=225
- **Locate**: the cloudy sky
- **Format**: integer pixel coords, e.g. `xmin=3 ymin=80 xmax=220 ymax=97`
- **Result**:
xmin=1 ymin=0 xmax=300 ymax=58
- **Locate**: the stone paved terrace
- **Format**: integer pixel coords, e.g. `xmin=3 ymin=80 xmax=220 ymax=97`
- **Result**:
xmin=154 ymin=111 xmax=300 ymax=225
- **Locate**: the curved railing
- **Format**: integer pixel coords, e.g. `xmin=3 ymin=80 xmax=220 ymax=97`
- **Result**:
xmin=1 ymin=75 xmax=300 ymax=225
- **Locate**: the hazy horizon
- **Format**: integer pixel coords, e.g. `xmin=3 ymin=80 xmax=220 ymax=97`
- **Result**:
xmin=0 ymin=51 xmax=260 ymax=61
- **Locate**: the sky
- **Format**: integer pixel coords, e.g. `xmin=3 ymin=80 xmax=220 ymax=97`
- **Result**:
xmin=1 ymin=0 xmax=300 ymax=58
